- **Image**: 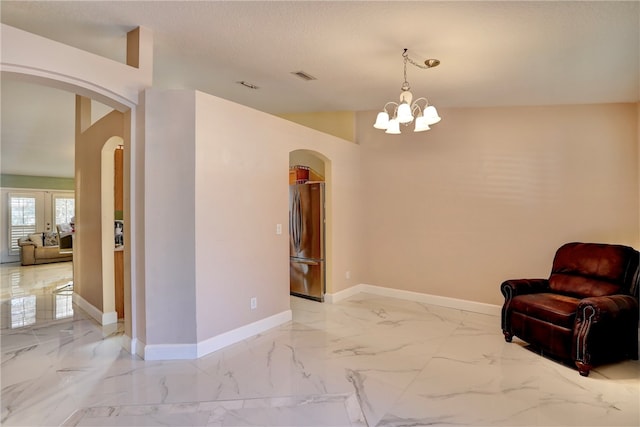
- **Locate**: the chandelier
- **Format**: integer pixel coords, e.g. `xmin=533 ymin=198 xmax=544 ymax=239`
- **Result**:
xmin=373 ymin=49 xmax=441 ymax=134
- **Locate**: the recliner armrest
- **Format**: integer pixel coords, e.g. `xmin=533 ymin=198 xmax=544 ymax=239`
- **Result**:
xmin=573 ymin=294 xmax=639 ymax=374
xmin=501 ymin=279 xmax=550 ymax=299
xmin=576 ymin=295 xmax=639 ymax=323
xmin=500 ymin=278 xmax=550 ymax=341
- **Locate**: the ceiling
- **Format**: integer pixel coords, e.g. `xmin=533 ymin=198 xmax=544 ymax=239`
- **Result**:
xmin=1 ymin=1 xmax=639 ymax=178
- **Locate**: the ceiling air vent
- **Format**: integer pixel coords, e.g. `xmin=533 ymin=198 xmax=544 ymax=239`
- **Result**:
xmin=236 ymin=81 xmax=259 ymax=89
xmin=291 ymin=71 xmax=317 ymax=81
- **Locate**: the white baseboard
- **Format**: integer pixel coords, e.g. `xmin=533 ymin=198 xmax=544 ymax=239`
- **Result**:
xmin=122 ymin=334 xmax=132 ymax=354
xmin=122 ymin=335 xmax=145 ymax=360
xmin=324 ymin=285 xmax=362 ymax=304
xmin=103 ymin=310 xmax=118 ymax=325
xmin=134 ymin=338 xmax=145 ymax=359
xmin=145 ymin=343 xmax=197 ymax=360
xmin=143 ymin=310 xmax=292 ymax=361
xmin=72 ymin=292 xmax=118 ymax=325
xmin=326 ymin=284 xmax=501 ymax=316
xmin=197 ymin=310 xmax=292 ymax=358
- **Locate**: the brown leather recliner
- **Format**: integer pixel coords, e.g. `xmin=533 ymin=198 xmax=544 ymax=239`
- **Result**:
xmin=501 ymin=242 xmax=639 ymax=376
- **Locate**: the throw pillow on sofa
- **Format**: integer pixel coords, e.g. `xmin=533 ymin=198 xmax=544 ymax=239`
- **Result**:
xmin=28 ymin=233 xmax=44 ymax=247
xmin=43 ymin=232 xmax=59 ymax=246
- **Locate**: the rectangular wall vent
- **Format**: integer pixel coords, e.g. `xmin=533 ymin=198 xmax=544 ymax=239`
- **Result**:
xmin=236 ymin=80 xmax=259 ymax=89
xmin=291 ymin=71 xmax=317 ymax=81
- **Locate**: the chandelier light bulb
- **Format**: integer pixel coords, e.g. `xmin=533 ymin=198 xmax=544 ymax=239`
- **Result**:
xmin=397 ymin=103 xmax=413 ymax=124
xmin=414 ymin=115 xmax=431 ymax=132
xmin=385 ymin=118 xmax=401 ymax=134
xmin=423 ymin=105 xmax=441 ymax=125
xmin=373 ymin=111 xmax=390 ymax=129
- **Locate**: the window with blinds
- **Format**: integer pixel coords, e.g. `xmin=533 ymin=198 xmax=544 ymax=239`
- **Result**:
xmin=54 ymin=195 xmax=75 ymax=226
xmin=9 ymin=195 xmax=37 ymax=254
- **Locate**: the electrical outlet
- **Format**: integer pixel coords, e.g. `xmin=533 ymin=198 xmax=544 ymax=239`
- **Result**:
xmin=276 ymin=224 xmax=282 ymax=235
xmin=346 ymin=271 xmax=351 ymax=279
xmin=250 ymin=297 xmax=257 ymax=310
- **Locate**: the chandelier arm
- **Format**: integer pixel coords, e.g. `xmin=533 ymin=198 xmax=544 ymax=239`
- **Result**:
xmin=382 ymin=101 xmax=400 ymax=119
xmin=412 ymin=97 xmax=429 ymax=109
xmin=407 ymin=98 xmax=428 ymax=118
xmin=383 ymin=101 xmax=399 ymax=113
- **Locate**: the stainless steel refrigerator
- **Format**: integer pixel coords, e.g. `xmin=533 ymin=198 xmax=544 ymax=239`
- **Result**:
xmin=289 ymin=182 xmax=325 ymax=302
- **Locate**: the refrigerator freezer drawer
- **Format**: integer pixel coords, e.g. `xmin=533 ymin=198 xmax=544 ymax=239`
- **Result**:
xmin=290 ymin=258 xmax=325 ymax=302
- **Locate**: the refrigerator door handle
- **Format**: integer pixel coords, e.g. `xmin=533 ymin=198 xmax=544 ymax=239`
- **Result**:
xmin=291 ymin=189 xmax=302 ymax=253
xmin=292 ymin=259 xmax=320 ymax=266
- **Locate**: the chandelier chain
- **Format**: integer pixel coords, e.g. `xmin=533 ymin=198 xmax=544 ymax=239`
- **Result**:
xmin=403 ymin=57 xmax=409 ymax=87
xmin=402 ymin=48 xmax=433 ymax=70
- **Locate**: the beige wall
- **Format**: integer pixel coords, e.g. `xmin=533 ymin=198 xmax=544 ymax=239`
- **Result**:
xmin=193 ymin=92 xmax=290 ymax=340
xmin=357 ymin=103 xmax=639 ymax=305
xmin=143 ymin=89 xmax=364 ymax=346
xmin=75 ymin=97 xmax=126 ymax=312
xmin=143 ymin=90 xmax=197 ymax=345
xmin=278 ymin=111 xmax=356 ymax=143
xmin=132 ymin=92 xmax=147 ymax=349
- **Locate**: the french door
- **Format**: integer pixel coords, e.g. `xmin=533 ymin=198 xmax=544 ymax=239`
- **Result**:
xmin=1 ymin=189 xmax=75 ymax=263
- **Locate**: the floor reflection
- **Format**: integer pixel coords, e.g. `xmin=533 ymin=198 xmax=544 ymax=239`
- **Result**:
xmin=0 ymin=261 xmax=74 ymax=330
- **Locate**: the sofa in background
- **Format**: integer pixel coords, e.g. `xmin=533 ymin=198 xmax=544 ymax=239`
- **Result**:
xmin=18 ymin=231 xmax=73 ymax=266
xmin=501 ymin=242 xmax=639 ymax=376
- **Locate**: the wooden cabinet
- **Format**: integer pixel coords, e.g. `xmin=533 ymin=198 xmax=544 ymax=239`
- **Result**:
xmin=115 ymin=249 xmax=124 ymax=318
xmin=114 ymin=147 xmax=124 ymax=319
xmin=114 ymin=147 xmax=123 ymax=214
xmin=289 ymin=165 xmax=324 ymax=184
xmin=289 ymin=166 xmax=309 ymax=184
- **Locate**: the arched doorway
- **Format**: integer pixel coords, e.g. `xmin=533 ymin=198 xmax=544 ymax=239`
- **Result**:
xmin=288 ymin=149 xmax=333 ymax=298
xmin=101 ymin=137 xmax=124 ymax=321
xmin=1 ymin=25 xmax=149 ymax=356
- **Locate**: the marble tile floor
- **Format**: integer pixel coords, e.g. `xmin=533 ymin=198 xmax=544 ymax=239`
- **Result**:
xmin=1 ymin=262 xmax=639 ymax=426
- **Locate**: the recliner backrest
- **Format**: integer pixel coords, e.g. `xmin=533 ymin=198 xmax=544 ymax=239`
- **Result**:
xmin=548 ymin=242 xmax=639 ymax=299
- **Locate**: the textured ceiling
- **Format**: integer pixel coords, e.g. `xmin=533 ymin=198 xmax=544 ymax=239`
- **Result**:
xmin=1 ymin=1 xmax=639 ymax=178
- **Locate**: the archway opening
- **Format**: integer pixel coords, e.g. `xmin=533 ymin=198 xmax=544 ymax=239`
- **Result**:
xmin=1 ymin=73 xmax=136 ymax=350
xmin=101 ymin=136 xmax=124 ymax=320
xmin=2 ymin=23 xmax=152 ymax=358
xmin=288 ymin=149 xmax=333 ymax=300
